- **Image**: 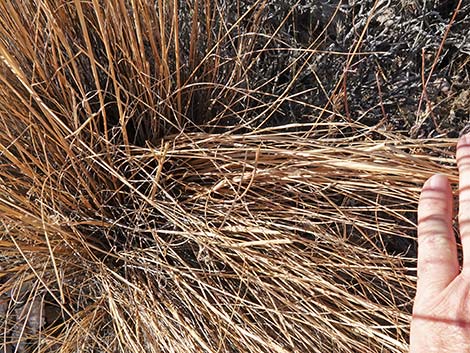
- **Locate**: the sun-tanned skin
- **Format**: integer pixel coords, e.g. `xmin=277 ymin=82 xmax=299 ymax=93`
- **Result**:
xmin=410 ymin=134 xmax=470 ymax=352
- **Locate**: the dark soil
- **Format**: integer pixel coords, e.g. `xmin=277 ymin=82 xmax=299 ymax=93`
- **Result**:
xmin=208 ymin=0 xmax=470 ymax=136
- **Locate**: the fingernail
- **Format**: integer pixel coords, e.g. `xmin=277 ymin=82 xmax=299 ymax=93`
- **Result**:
xmin=428 ymin=174 xmax=448 ymax=188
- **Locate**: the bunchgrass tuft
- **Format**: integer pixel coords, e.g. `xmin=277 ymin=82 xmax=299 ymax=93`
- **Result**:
xmin=0 ymin=1 xmax=465 ymax=352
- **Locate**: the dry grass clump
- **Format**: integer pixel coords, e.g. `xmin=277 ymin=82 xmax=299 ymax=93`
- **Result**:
xmin=0 ymin=1 xmax=461 ymax=352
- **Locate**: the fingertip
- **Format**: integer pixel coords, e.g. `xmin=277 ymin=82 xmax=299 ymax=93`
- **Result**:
xmin=424 ymin=174 xmax=450 ymax=190
xmin=457 ymin=133 xmax=470 ymax=162
xmin=458 ymin=133 xmax=470 ymax=148
xmin=419 ymin=174 xmax=451 ymax=211
xmin=419 ymin=174 xmax=452 ymax=228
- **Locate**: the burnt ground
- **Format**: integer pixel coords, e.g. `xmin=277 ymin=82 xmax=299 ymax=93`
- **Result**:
xmin=209 ymin=0 xmax=470 ymax=137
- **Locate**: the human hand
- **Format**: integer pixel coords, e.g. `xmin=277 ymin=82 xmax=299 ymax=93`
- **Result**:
xmin=410 ymin=134 xmax=470 ymax=352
